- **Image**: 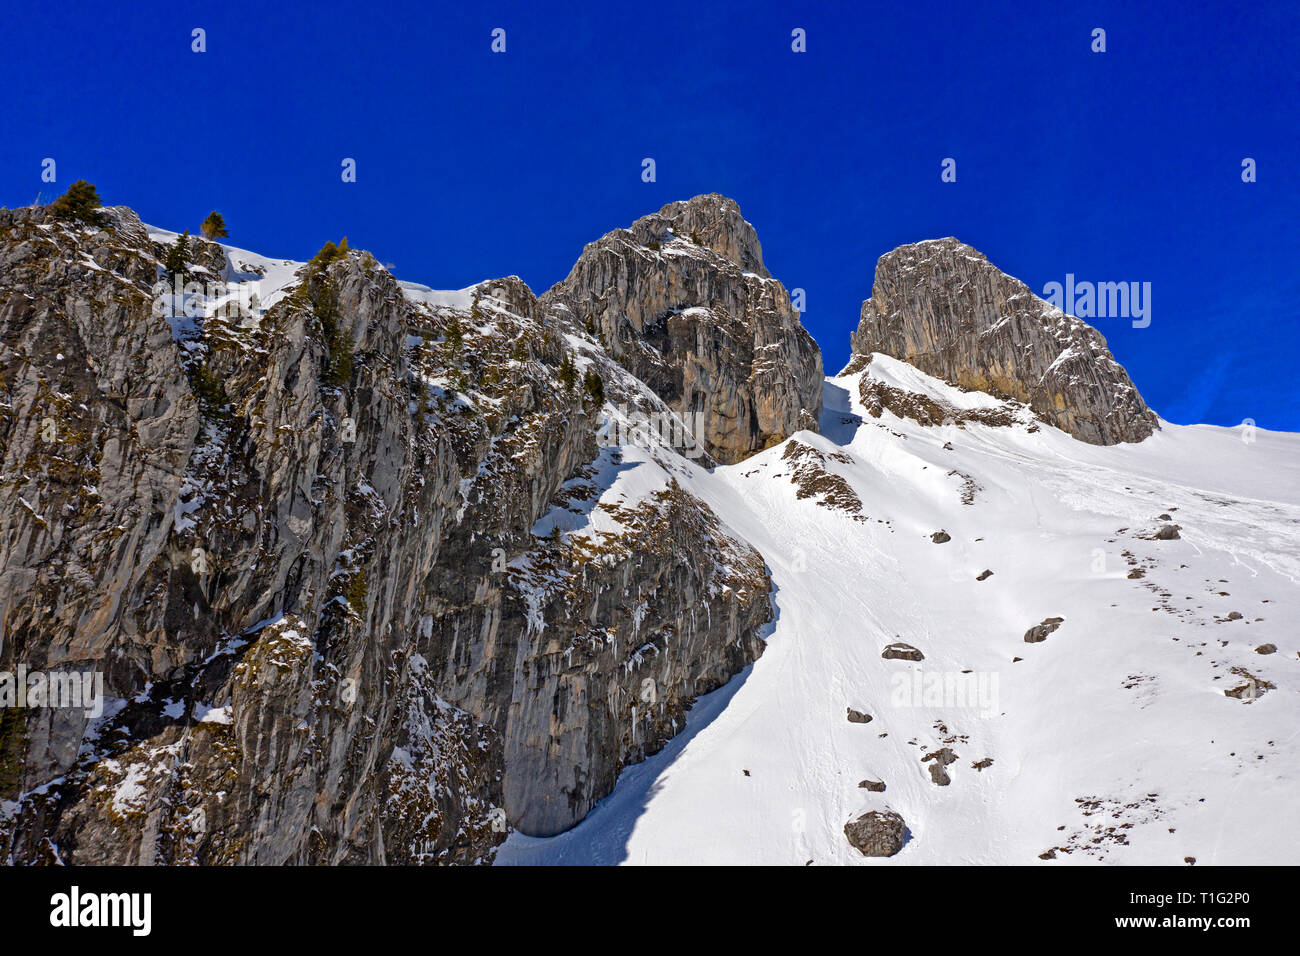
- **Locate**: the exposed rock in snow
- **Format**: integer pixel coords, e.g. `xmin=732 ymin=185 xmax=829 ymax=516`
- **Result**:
xmin=780 ymin=439 xmax=868 ymax=520
xmin=924 ymin=747 xmax=958 ymax=785
xmin=1024 ymin=617 xmax=1066 ymax=644
xmin=928 ymin=763 xmax=952 ymax=786
xmin=844 ymin=810 xmax=907 ymax=857
xmin=1223 ymin=670 xmax=1273 ymax=699
xmin=925 ymin=747 xmax=958 ymax=766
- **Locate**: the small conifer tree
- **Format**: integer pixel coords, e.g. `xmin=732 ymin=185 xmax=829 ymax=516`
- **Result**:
xmin=583 ymin=369 xmax=605 ymax=406
xmin=306 ymin=238 xmax=350 ymax=276
xmin=50 ymin=180 xmax=102 ymax=224
xmin=200 ymin=211 xmax=228 ymax=239
xmin=164 ymin=230 xmax=191 ymax=278
xmin=345 ymin=569 xmax=368 ymax=615
xmin=558 ymin=352 xmax=577 ymax=390
xmin=444 ymin=313 xmax=464 ymax=350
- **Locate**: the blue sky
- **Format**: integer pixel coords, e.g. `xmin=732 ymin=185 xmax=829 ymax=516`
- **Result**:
xmin=3 ymin=0 xmax=1297 ymax=429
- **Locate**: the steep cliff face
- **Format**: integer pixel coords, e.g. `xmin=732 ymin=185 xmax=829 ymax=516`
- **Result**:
xmin=0 ymin=204 xmax=511 ymax=863
xmin=542 ymin=194 xmax=823 ymax=464
xmin=0 ymin=196 xmax=793 ymax=861
xmin=399 ymin=276 xmax=772 ymax=838
xmin=850 ymin=238 xmax=1159 ymax=445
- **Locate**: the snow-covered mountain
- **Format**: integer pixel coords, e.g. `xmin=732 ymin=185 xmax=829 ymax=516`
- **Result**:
xmin=1 ymin=194 xmax=1294 ymax=866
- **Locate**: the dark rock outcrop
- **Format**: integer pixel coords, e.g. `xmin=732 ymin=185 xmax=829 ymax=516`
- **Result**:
xmin=781 ymin=440 xmax=868 ymax=520
xmin=882 ymin=642 xmax=925 ymax=661
xmin=850 ymin=238 xmax=1159 ymax=445
xmin=854 ymin=356 xmax=1031 ymax=433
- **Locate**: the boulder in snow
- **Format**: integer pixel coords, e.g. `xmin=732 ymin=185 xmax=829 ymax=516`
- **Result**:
xmin=1024 ymin=616 xmax=1065 ymax=643
xmin=844 ymin=810 xmax=907 ymax=857
xmin=923 ymin=747 xmax=957 ymax=785
xmin=924 ymin=746 xmax=958 ymax=766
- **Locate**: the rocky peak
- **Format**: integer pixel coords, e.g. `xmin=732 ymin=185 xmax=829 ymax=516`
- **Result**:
xmin=471 ymin=275 xmax=538 ymax=321
xmin=850 ymin=237 xmax=1159 ymax=445
xmin=541 ymin=194 xmax=822 ymax=464
xmin=625 ymin=193 xmax=770 ymax=276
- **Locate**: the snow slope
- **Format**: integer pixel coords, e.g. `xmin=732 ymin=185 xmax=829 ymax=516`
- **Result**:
xmin=145 ymin=226 xmax=308 ymax=313
xmin=499 ymin=354 xmax=1300 ymax=865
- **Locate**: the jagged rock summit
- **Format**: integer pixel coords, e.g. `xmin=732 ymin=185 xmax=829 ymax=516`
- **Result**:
xmin=542 ymin=194 xmax=823 ymax=464
xmin=850 ymin=237 xmax=1159 ymax=445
